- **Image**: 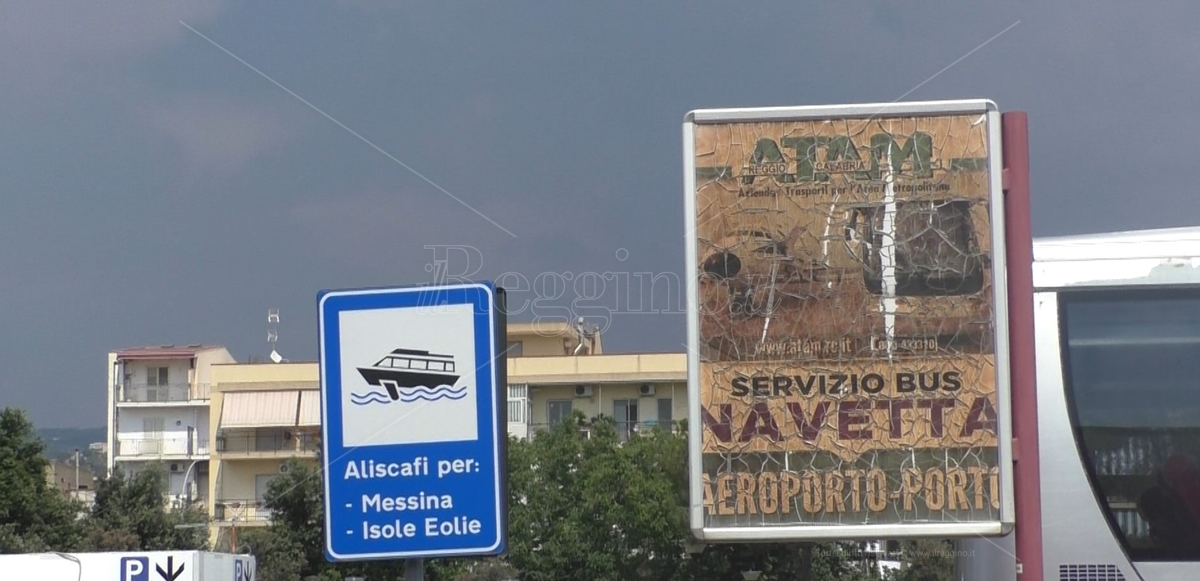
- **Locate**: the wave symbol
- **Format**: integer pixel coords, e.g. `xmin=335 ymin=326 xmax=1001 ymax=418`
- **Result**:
xmin=398 ymin=385 xmax=468 ymax=403
xmin=350 ymin=390 xmax=391 ymax=406
xmin=350 ymin=385 xmax=469 ymax=405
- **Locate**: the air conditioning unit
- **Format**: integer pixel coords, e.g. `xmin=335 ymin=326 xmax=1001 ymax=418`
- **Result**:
xmin=279 ymin=463 xmax=291 ymax=474
xmin=574 ymin=385 xmax=593 ymax=398
xmin=639 ymin=384 xmax=655 ymax=397
xmin=169 ymin=463 xmax=182 ymax=473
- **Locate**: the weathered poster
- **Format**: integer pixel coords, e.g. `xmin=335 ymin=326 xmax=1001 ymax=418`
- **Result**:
xmin=688 ymin=105 xmax=1007 ymax=534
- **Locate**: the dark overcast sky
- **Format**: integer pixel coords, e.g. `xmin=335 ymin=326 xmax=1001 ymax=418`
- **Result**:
xmin=4 ymin=1 xmax=1198 ymax=428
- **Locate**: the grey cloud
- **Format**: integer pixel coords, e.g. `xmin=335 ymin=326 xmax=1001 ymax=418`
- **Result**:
xmin=145 ymin=95 xmax=295 ymax=174
xmin=0 ymin=1 xmax=226 ymax=100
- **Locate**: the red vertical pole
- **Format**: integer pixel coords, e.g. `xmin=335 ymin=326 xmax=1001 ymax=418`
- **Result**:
xmin=1002 ymin=112 xmax=1042 ymax=580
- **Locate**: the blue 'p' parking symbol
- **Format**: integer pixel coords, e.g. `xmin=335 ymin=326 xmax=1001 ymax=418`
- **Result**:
xmin=121 ymin=557 xmax=149 ymax=581
xmin=235 ymin=560 xmax=254 ymax=581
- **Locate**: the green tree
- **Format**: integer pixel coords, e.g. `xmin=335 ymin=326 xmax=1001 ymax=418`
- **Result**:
xmin=506 ymin=413 xmax=725 ymax=580
xmin=260 ymin=458 xmax=326 ymax=576
xmin=455 ymin=559 xmax=517 ymax=581
xmin=0 ymin=407 xmax=84 ymax=552
xmin=886 ymin=539 xmax=955 ymax=581
xmin=85 ymin=463 xmax=209 ymax=551
xmin=237 ymin=527 xmax=306 ymax=581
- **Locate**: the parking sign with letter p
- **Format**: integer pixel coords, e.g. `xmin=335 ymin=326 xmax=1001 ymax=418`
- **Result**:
xmin=121 ymin=556 xmax=149 ymax=581
xmin=235 ymin=559 xmax=254 ymax=581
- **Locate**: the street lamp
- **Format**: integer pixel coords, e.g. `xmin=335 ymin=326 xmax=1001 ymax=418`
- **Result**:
xmin=180 ymin=460 xmax=201 ymax=506
xmin=73 ymin=448 xmax=80 ymax=495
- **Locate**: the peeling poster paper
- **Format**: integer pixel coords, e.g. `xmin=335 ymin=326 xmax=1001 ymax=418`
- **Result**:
xmin=691 ymin=113 xmax=1002 ymax=528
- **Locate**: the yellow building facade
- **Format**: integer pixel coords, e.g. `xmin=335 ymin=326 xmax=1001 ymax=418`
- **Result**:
xmin=207 ymin=362 xmax=320 ymax=546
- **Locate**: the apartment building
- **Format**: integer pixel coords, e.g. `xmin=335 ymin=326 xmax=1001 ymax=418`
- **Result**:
xmin=506 ymin=319 xmax=603 ymax=357
xmin=502 ymin=320 xmax=684 ymax=439
xmin=46 ymin=458 xmax=97 ymax=505
xmin=106 ymin=345 xmax=236 ymax=509
xmin=507 ymin=352 xmax=686 ymax=440
xmin=207 ymin=361 xmax=321 ymax=547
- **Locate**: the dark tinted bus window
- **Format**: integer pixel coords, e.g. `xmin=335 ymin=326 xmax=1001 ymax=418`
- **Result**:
xmin=1062 ymin=290 xmax=1200 ymax=561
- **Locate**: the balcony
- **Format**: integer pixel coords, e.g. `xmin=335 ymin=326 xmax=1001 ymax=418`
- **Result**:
xmin=169 ymin=493 xmax=209 ymax=510
xmin=527 ymin=420 xmax=682 ymax=442
xmin=215 ymin=430 xmax=320 ymax=458
xmin=116 ymin=437 xmax=210 ymax=458
xmin=117 ymin=382 xmax=210 ymax=404
xmin=213 ymin=499 xmax=272 ymax=524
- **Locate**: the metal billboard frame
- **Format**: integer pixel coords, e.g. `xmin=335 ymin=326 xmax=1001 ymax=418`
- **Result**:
xmin=683 ymin=99 xmax=1015 ymax=541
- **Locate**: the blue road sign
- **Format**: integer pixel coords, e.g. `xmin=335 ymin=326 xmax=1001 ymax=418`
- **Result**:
xmin=121 ymin=557 xmax=149 ymax=581
xmin=319 ymin=282 xmax=507 ymax=561
xmin=234 ymin=559 xmax=255 ymax=581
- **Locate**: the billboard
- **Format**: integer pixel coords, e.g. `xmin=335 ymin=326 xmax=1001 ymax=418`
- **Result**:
xmin=684 ymin=100 xmax=1014 ymax=540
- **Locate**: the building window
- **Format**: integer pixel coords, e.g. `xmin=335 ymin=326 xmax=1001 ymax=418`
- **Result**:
xmin=147 ymin=367 xmax=168 ymax=386
xmin=255 ymin=474 xmax=277 ymax=519
xmin=255 ymin=429 xmax=287 ymax=452
xmin=507 ymin=385 xmax=528 ymax=424
xmin=508 ymin=341 xmax=523 ymax=356
xmin=657 ymin=398 xmax=673 ymax=424
xmin=547 ymin=400 xmax=572 ymax=426
xmin=143 ymin=418 xmax=165 ymax=439
xmin=141 ymin=418 xmax=164 ymax=456
xmin=614 ymin=399 xmax=639 ymax=440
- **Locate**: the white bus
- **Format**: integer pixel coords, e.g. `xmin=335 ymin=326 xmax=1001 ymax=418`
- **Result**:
xmin=959 ymin=225 xmax=1200 ymax=581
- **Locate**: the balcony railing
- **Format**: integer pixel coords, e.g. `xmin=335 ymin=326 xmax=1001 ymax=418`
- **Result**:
xmin=117 ymin=437 xmax=210 ymax=457
xmin=169 ymin=493 xmax=209 ymax=510
xmin=213 ymin=499 xmax=272 ymax=523
xmin=215 ymin=431 xmax=320 ymax=456
xmin=117 ymin=382 xmax=211 ymax=403
xmin=527 ymin=420 xmax=681 ymax=441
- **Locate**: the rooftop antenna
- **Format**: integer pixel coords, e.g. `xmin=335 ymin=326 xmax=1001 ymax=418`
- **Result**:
xmin=572 ymin=317 xmax=589 ymax=355
xmin=267 ymin=308 xmax=284 ymax=363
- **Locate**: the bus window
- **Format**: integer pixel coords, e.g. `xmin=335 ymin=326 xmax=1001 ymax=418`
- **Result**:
xmin=1061 ymin=289 xmax=1200 ymax=561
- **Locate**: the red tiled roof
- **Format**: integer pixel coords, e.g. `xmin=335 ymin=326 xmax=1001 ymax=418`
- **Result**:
xmin=114 ymin=344 xmax=223 ymax=360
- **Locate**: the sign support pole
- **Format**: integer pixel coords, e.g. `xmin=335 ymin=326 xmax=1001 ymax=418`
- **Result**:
xmin=405 ymin=558 xmax=424 ymax=581
xmin=1001 ymin=111 xmax=1042 ymax=580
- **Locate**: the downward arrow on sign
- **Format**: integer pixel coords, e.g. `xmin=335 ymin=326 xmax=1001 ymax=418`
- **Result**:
xmin=156 ymin=556 xmax=186 ymax=581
